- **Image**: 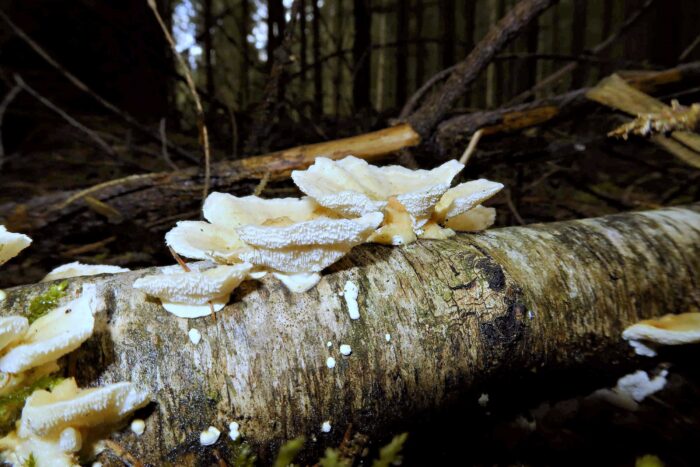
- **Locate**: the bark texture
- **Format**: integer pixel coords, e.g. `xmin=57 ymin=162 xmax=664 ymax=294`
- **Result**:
xmin=2 ymin=205 xmax=700 ymax=465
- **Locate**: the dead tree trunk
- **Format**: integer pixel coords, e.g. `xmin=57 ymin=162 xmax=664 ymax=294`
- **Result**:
xmin=3 ymin=205 xmax=700 ymax=464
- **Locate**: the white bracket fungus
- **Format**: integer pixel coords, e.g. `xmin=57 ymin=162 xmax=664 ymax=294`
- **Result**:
xmin=0 ymin=377 xmax=149 ymax=467
xmin=0 ymin=226 xmax=32 ymax=267
xmin=133 ymin=262 xmax=253 ymax=318
xmin=291 ymin=156 xmax=504 ymax=245
xmin=199 ymin=426 xmax=221 ymax=446
xmin=622 ymin=312 xmax=700 ymax=356
xmin=42 ymin=262 xmax=130 ymax=282
xmin=339 ymin=344 xmax=352 ymax=356
xmin=0 ymin=286 xmax=98 ymax=374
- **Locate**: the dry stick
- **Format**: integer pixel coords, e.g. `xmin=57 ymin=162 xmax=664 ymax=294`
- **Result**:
xmin=14 ymin=74 xmax=119 ymax=159
xmin=406 ymin=0 xmax=556 ymax=138
xmin=102 ymin=439 xmax=145 ymax=467
xmin=507 ymin=0 xmax=657 ymax=105
xmin=458 ymin=129 xmax=484 ymax=165
xmin=146 ymin=0 xmax=211 ymax=203
xmin=0 ymin=9 xmax=197 ymax=164
xmin=227 ymin=107 xmax=239 ymax=158
xmin=679 ymin=34 xmax=700 ymax=62
xmin=399 ymin=64 xmax=458 ymax=119
xmin=57 ymin=173 xmax=162 ymax=211
xmin=0 ymin=83 xmax=21 ymax=169
xmin=159 ymin=118 xmax=178 ymax=170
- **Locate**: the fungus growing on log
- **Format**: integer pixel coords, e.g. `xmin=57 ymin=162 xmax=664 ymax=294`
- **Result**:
xmin=291 ymin=156 xmax=503 ymax=245
xmin=166 ymin=192 xmax=383 ymax=293
xmin=133 ymin=262 xmax=253 ymax=318
xmin=0 ymin=286 xmax=98 ymax=374
xmin=622 ymin=312 xmax=700 ymax=357
xmin=41 ymin=262 xmax=130 ymax=282
xmin=0 ymin=226 xmax=31 ymax=267
xmin=0 ymin=378 xmax=149 ymax=466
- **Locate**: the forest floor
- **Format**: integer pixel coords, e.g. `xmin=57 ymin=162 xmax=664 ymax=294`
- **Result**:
xmin=1 ymin=108 xmax=699 ymax=465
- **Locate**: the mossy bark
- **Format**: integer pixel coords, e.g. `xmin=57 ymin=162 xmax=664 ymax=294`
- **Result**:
xmin=1 ymin=205 xmax=699 ymax=465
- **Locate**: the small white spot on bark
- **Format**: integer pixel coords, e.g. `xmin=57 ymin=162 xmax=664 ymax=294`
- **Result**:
xmin=326 ymin=357 xmax=336 ymax=369
xmin=385 ymin=333 xmax=391 ymax=342
xmin=0 ymin=290 xmax=6 ymax=302
xmin=188 ymin=328 xmax=202 ymax=345
xmin=343 ymin=280 xmax=360 ymax=320
xmin=130 ymin=419 xmax=146 ymax=436
xmin=92 ymin=463 xmax=103 ymax=467
xmin=339 ymin=344 xmax=352 ymax=356
xmin=326 ymin=341 xmax=332 ymax=348
xmin=229 ymin=421 xmax=241 ymax=440
xmin=321 ymin=421 xmax=332 ymax=432
xmin=200 ymin=426 xmax=221 ymax=446
xmin=478 ymin=393 xmax=489 ymax=407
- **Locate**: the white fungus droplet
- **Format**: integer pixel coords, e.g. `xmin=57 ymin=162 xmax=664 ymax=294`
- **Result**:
xmin=478 ymin=393 xmax=489 ymax=407
xmin=200 ymin=426 xmax=221 ymax=446
xmin=326 ymin=341 xmax=332 ymax=348
xmin=385 ymin=333 xmax=391 ymax=342
xmin=130 ymin=419 xmax=146 ymax=436
xmin=326 ymin=357 xmax=336 ymax=369
xmin=343 ymin=280 xmax=360 ymax=320
xmin=92 ymin=463 xmax=103 ymax=467
xmin=188 ymin=328 xmax=202 ymax=345
xmin=0 ymin=290 xmax=6 ymax=302
xmin=321 ymin=421 xmax=332 ymax=433
xmin=229 ymin=421 xmax=241 ymax=441
xmin=339 ymin=344 xmax=352 ymax=356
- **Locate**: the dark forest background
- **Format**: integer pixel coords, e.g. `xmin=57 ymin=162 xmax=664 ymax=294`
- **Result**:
xmin=1 ymin=1 xmax=700 ymax=465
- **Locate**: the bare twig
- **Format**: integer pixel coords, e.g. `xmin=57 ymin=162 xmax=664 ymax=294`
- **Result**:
xmin=253 ymin=171 xmax=271 ymax=197
xmin=159 ymin=118 xmax=178 ymax=170
xmin=504 ymin=189 xmax=526 ymax=225
xmin=406 ymin=0 xmax=556 ymax=137
xmin=679 ymin=34 xmax=700 ymax=62
xmin=169 ymin=246 xmax=191 ymax=273
xmin=57 ymin=173 xmax=164 ymax=211
xmin=14 ymin=74 xmax=119 ymax=159
xmin=507 ymin=0 xmax=657 ymax=105
xmin=147 ymin=0 xmax=211 ymax=203
xmin=399 ymin=64 xmax=458 ymax=119
xmin=0 ymin=8 xmax=197 ymax=163
xmin=458 ymin=129 xmax=484 ymax=165
xmin=0 ymin=84 xmax=21 ymax=169
xmin=227 ymin=107 xmax=239 ymax=158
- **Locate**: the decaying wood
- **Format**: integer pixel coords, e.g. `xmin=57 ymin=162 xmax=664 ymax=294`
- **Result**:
xmin=2 ymin=205 xmax=699 ymax=465
xmin=587 ymin=74 xmax=700 ymax=169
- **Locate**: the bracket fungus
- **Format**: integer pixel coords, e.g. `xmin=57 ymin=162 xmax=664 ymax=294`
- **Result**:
xmin=291 ymin=156 xmax=503 ymax=245
xmin=622 ymin=312 xmax=700 ymax=357
xmin=0 ymin=286 xmax=98 ymax=375
xmin=42 ymin=262 xmax=130 ymax=283
xmin=0 ymin=378 xmax=149 ymax=467
xmin=165 ymin=192 xmax=383 ymax=293
xmin=133 ymin=262 xmax=253 ymax=318
xmin=0 ymin=226 xmax=31 ymax=267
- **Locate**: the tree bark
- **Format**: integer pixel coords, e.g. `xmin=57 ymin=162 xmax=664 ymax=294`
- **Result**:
xmin=2 ymin=205 xmax=700 ymax=465
xmin=312 ymin=0 xmax=323 ymax=117
xmin=395 ymin=3 xmax=409 ymax=106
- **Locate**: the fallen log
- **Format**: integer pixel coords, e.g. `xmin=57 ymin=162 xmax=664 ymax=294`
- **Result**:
xmin=2 ymin=204 xmax=699 ymax=465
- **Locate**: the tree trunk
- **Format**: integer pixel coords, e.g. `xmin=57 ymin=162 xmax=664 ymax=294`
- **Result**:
xmin=240 ymin=0 xmax=251 ymax=107
xmin=3 ymin=205 xmax=700 ymax=465
xmin=267 ymin=0 xmax=286 ymax=72
xmin=395 ymin=3 xmax=408 ymax=107
xmin=312 ymin=0 xmax=323 ymax=117
xmin=571 ymin=0 xmax=588 ymax=88
xmin=202 ymin=0 xmax=215 ymax=101
xmin=441 ymin=0 xmax=456 ymax=70
xmin=352 ymin=0 xmax=372 ymax=111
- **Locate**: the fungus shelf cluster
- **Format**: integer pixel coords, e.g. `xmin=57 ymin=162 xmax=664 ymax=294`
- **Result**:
xmin=0 ymin=228 xmax=148 ymax=466
xmin=135 ymin=155 xmax=504 ymax=317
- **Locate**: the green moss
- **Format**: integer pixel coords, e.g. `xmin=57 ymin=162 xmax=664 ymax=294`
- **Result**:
xmin=0 ymin=375 xmax=64 ymax=433
xmin=228 ymin=439 xmax=257 ymax=467
xmin=319 ymin=448 xmax=350 ymax=467
xmin=26 ymin=281 xmax=69 ymax=324
xmin=22 ymin=453 xmax=37 ymax=467
xmin=273 ymin=436 xmax=305 ymax=467
xmin=372 ymin=433 xmax=408 ymax=467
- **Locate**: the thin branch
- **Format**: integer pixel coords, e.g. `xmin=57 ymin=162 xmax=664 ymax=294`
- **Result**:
xmin=0 ymin=8 xmax=197 ymax=163
xmin=399 ymin=64 xmax=458 ymax=120
xmin=159 ymin=118 xmax=178 ymax=170
xmin=147 ymin=0 xmax=211 ymax=203
xmin=0 ymin=84 xmax=21 ymax=169
xmin=406 ymin=0 xmax=556 ymax=138
xmin=14 ymin=74 xmax=121 ymax=160
xmin=679 ymin=34 xmax=700 ymax=62
xmin=459 ymin=129 xmax=484 ymax=165
xmin=507 ymin=0 xmax=657 ymax=105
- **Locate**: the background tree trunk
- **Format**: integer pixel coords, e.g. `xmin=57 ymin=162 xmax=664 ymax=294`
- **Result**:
xmin=3 ymin=205 xmax=699 ymax=465
xmin=352 ymin=0 xmax=372 ymax=111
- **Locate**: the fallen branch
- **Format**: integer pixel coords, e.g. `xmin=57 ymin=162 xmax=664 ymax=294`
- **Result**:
xmin=0 ymin=84 xmax=21 ymax=169
xmin=406 ymin=0 xmax=556 ymax=137
xmin=3 ymin=205 xmax=699 ymax=464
